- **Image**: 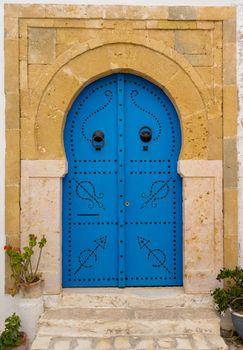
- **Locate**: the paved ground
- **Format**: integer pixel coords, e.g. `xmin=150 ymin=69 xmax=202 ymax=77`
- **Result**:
xmin=225 ymin=336 xmax=243 ymax=349
xmin=31 ymin=334 xmax=228 ymax=350
xmin=31 ymin=290 xmax=229 ymax=349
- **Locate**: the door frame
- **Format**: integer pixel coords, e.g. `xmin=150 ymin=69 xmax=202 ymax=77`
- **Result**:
xmin=20 ymin=44 xmax=223 ymax=295
xmin=5 ymin=4 xmax=236 ymax=296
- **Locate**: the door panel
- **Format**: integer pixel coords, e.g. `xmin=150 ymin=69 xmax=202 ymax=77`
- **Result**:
xmin=62 ymin=75 xmax=119 ymax=287
xmin=124 ymin=75 xmax=182 ymax=286
xmin=62 ymin=73 xmax=182 ymax=287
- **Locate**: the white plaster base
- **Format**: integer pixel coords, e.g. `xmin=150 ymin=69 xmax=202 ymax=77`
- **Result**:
xmin=0 ymin=295 xmax=17 ymax=331
xmin=17 ymin=297 xmax=44 ymax=343
xmin=0 ymin=295 xmax=43 ymax=344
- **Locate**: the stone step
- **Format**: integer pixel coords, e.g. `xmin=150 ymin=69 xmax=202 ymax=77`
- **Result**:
xmin=31 ymin=334 xmax=228 ymax=350
xmin=38 ymin=307 xmax=220 ymax=338
xmin=50 ymin=287 xmax=213 ymax=309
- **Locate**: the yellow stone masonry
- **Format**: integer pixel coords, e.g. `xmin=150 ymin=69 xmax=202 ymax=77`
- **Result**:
xmin=4 ymin=5 xmax=237 ymax=290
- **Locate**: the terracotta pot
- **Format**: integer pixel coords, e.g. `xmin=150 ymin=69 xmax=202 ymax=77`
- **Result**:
xmin=19 ymin=279 xmax=43 ymax=298
xmin=7 ymin=332 xmax=28 ymax=350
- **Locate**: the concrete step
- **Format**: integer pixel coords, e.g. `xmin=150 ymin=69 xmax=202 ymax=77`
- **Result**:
xmin=31 ymin=334 xmax=228 ymax=350
xmin=38 ymin=307 xmax=220 ymax=337
xmin=50 ymin=287 xmax=213 ymax=309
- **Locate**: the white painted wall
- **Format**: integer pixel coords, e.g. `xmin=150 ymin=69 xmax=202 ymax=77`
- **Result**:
xmin=1 ymin=0 xmax=243 ymax=338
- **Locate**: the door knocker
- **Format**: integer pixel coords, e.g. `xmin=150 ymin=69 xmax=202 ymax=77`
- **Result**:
xmin=139 ymin=126 xmax=152 ymax=151
xmin=92 ymin=130 xmax=105 ymax=151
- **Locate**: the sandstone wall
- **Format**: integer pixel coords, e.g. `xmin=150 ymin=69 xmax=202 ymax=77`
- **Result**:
xmin=3 ymin=4 xmax=238 ymax=290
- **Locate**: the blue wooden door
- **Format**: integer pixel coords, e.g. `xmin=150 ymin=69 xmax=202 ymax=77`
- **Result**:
xmin=62 ymin=73 xmax=182 ymax=287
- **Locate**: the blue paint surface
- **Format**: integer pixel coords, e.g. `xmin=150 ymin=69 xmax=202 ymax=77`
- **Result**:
xmin=62 ymin=73 xmax=182 ymax=287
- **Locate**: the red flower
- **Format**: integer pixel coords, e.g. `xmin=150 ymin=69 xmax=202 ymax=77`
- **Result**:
xmin=29 ymin=234 xmax=37 ymax=241
xmin=4 ymin=245 xmax=11 ymax=251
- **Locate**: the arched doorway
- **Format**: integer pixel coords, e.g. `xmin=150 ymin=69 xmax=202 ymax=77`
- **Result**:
xmin=62 ymin=73 xmax=182 ymax=287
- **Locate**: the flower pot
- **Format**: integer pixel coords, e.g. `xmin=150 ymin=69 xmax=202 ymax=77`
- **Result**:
xmin=230 ymin=297 xmax=243 ymax=340
xmin=16 ymin=332 xmax=28 ymax=350
xmin=220 ymin=308 xmax=234 ymax=337
xmin=230 ymin=308 xmax=243 ymax=339
xmin=8 ymin=332 xmax=28 ymax=350
xmin=19 ymin=279 xmax=43 ymax=298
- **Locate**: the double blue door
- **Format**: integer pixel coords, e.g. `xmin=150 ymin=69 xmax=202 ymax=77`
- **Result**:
xmin=62 ymin=73 xmax=182 ymax=287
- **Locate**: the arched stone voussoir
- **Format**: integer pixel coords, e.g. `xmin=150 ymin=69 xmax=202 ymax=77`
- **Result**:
xmin=35 ymin=42 xmax=209 ymax=160
xmin=54 ymin=37 xmax=211 ymax=105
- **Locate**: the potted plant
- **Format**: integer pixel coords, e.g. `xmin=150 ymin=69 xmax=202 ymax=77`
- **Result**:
xmin=229 ymin=297 xmax=243 ymax=339
xmin=4 ymin=234 xmax=47 ymax=297
xmin=0 ymin=313 xmax=28 ymax=350
xmin=212 ymin=267 xmax=243 ymax=338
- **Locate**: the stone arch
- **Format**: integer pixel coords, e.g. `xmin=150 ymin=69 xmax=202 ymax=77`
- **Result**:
xmin=35 ymin=41 xmax=209 ymax=160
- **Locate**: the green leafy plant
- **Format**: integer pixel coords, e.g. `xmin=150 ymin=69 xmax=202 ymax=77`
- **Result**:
xmin=212 ymin=267 xmax=243 ymax=313
xmin=0 ymin=313 xmax=23 ymax=350
xmin=4 ymin=234 xmax=47 ymax=295
xmin=230 ymin=297 xmax=243 ymax=313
